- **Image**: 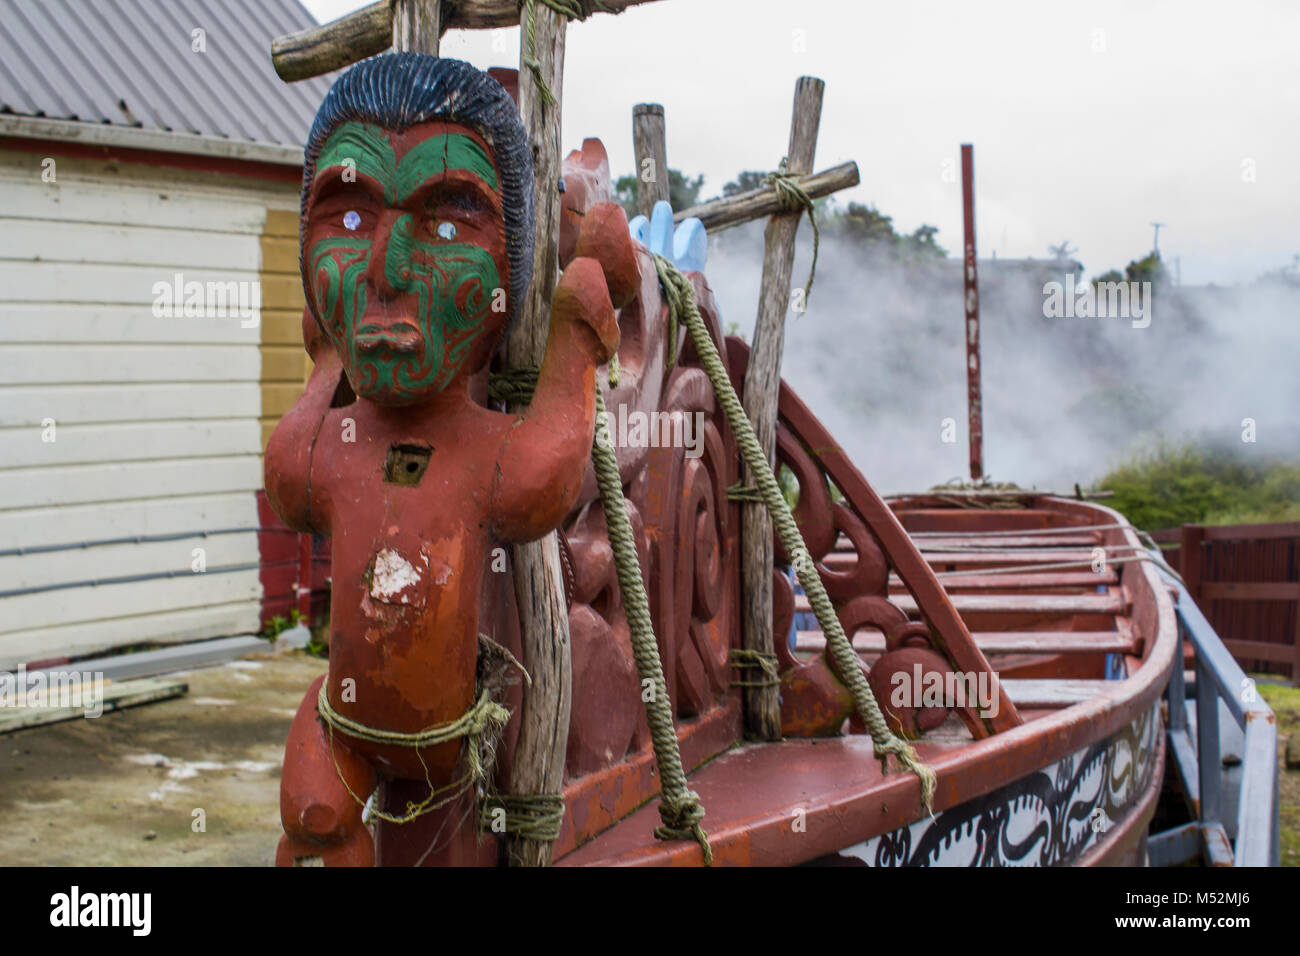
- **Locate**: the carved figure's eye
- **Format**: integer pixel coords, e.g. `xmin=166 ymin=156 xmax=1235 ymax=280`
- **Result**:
xmin=435 ymin=221 xmax=457 ymax=241
xmin=343 ymin=210 xmax=361 ymax=231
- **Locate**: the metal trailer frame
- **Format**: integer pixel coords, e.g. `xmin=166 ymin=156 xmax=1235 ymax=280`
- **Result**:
xmin=1148 ymin=554 xmax=1281 ymax=866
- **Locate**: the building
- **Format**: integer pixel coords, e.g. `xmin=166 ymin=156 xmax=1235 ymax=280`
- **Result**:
xmin=0 ymin=0 xmax=331 ymax=668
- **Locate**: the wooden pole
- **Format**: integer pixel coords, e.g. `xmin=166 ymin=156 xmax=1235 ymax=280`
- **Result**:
xmin=392 ymin=0 xmax=441 ymax=53
xmin=961 ymin=143 xmax=983 ymax=481
xmin=739 ymin=76 xmax=824 ymax=741
xmin=503 ymin=2 xmax=571 ymax=868
xmin=632 ymin=103 xmax=669 ymax=218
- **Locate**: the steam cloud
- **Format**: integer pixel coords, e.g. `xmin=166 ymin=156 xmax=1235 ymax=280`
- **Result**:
xmin=704 ymin=221 xmax=1300 ymax=494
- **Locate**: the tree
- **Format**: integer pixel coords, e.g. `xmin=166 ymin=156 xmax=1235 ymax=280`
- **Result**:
xmin=720 ymin=171 xmax=768 ymax=197
xmin=823 ymin=202 xmax=947 ymax=262
xmin=1125 ymin=251 xmax=1168 ymax=286
xmin=613 ymin=168 xmax=706 ymax=218
xmin=829 ymin=202 xmax=900 ymax=245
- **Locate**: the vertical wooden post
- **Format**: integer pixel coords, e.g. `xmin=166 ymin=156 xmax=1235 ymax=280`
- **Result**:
xmin=392 ymin=0 xmax=440 ymax=54
xmin=739 ymin=76 xmax=824 ymax=741
xmin=632 ymin=103 xmax=669 ymax=218
xmin=503 ymin=2 xmax=571 ymax=868
xmin=1181 ymin=523 xmax=1205 ymax=609
xmin=961 ymin=143 xmax=983 ymax=482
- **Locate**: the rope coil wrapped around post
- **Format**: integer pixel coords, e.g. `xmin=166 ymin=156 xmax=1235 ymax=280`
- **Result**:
xmin=317 ymin=684 xmax=511 ymax=825
xmin=764 ymin=159 xmax=820 ymax=307
xmin=521 ymin=0 xmax=616 ymax=105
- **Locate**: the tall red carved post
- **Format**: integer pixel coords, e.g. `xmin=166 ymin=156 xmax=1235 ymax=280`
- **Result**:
xmin=961 ymin=143 xmax=983 ymax=481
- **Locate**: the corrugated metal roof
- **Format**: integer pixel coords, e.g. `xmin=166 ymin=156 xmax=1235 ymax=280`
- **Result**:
xmin=0 ymin=0 xmax=336 ymax=147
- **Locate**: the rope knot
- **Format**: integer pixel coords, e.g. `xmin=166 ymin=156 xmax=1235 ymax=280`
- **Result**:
xmin=729 ymin=648 xmax=780 ymax=688
xmin=762 ymin=159 xmax=820 ymax=306
xmin=654 ymin=789 xmax=713 ymax=865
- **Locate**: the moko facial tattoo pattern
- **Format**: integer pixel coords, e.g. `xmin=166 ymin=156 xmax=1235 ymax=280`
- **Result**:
xmin=308 ymin=121 xmax=503 ymax=401
xmin=299 ymin=54 xmax=535 ymax=406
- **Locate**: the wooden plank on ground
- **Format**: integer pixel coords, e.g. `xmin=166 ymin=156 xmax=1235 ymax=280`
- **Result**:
xmin=0 ymin=677 xmax=188 ymax=734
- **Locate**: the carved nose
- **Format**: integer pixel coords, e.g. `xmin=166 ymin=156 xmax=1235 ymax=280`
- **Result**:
xmin=368 ymin=210 xmax=415 ymax=299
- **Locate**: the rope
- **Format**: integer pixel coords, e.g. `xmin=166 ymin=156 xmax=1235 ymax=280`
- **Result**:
xmin=652 ymin=254 xmax=937 ymax=815
xmin=592 ymin=385 xmax=713 ymax=864
xmin=726 ymin=482 xmax=764 ymax=503
xmin=765 ymin=159 xmax=820 ymax=308
xmin=317 ymin=684 xmax=510 ymax=825
xmin=930 ymin=553 xmax=1161 ymax=578
xmin=520 ymin=0 xmax=615 ymax=106
xmin=487 ymin=366 xmax=539 ymax=405
xmin=729 ymin=648 xmax=780 ymax=688
xmin=918 ymin=541 xmax=1151 ymax=554
xmin=908 ymin=522 xmax=1127 ymax=539
xmin=480 ymin=371 xmax=715 ymax=859
xmin=479 ymin=793 xmax=567 ymax=841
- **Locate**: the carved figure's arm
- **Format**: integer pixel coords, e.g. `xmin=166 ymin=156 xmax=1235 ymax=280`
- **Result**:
xmin=264 ymin=309 xmax=342 ymax=535
xmin=490 ymin=257 xmax=619 ymax=543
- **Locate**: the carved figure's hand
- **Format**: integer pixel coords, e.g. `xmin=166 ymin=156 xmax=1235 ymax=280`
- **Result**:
xmin=553 ymin=257 xmax=619 ymax=365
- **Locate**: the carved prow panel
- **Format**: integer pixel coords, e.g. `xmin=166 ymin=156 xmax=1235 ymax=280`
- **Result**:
xmin=724 ymin=338 xmax=1022 ymax=740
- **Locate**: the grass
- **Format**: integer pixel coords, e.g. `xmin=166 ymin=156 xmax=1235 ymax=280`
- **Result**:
xmin=1255 ymin=680 xmax=1300 ymax=866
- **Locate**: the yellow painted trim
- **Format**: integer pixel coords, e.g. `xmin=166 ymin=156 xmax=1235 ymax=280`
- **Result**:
xmin=260 ymin=208 xmax=310 ymax=454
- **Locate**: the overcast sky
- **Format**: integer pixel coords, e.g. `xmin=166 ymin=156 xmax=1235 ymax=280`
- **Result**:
xmin=301 ymin=0 xmax=1298 ymax=285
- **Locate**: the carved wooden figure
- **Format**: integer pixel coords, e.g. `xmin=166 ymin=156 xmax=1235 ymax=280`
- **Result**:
xmin=264 ymin=53 xmax=1026 ymax=870
xmin=265 ymin=54 xmax=627 ymax=866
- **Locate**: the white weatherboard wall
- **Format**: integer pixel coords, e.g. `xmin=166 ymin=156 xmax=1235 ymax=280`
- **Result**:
xmin=0 ymin=149 xmax=295 ymax=669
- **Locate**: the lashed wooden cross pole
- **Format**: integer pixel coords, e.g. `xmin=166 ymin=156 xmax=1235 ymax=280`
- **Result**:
xmin=740 ymin=76 xmax=825 ymax=740
xmin=674 ymin=161 xmax=857 ymax=231
xmin=502 ymin=2 xmax=571 ymax=869
xmin=625 ymin=84 xmax=854 ymax=742
xmin=272 ymin=0 xmax=665 ymax=82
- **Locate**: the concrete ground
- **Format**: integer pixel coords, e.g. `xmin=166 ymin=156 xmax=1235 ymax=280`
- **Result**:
xmin=0 ymin=650 xmax=326 ymax=866
xmin=1 ymin=648 xmax=1295 ymax=867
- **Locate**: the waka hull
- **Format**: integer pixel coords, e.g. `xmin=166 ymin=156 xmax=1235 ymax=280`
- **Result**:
xmin=559 ymin=498 xmax=1177 ymax=866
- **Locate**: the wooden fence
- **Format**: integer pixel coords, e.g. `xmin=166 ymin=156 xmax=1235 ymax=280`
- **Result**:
xmin=1151 ymin=522 xmax=1300 ymax=683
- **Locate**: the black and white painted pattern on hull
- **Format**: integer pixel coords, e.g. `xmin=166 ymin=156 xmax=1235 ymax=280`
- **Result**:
xmin=839 ymin=702 xmax=1160 ymax=867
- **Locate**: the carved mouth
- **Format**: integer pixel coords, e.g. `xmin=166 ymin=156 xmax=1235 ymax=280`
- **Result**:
xmin=355 ymin=320 xmax=422 ymax=354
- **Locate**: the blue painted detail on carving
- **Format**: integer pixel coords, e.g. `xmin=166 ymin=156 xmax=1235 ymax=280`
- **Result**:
xmin=628 ymin=214 xmax=650 ymax=247
xmin=649 ymin=201 xmax=675 ymax=261
xmin=626 ymin=199 xmax=709 ymax=273
xmin=673 ymin=217 xmax=707 ymax=273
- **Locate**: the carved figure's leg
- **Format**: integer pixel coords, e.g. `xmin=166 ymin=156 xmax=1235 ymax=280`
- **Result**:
xmin=276 ymin=674 xmax=378 ymax=867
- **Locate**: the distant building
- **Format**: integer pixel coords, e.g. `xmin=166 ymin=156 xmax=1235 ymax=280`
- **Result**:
xmin=0 ymin=0 xmax=330 ymax=667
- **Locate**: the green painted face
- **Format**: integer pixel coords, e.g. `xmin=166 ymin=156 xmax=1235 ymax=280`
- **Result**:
xmin=305 ymin=120 xmax=508 ymax=404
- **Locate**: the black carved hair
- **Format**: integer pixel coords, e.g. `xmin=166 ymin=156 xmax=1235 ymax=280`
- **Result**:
xmin=300 ymin=53 xmax=534 ymax=325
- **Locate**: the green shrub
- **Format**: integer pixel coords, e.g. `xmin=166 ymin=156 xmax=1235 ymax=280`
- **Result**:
xmin=1096 ymin=442 xmax=1300 ymax=530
